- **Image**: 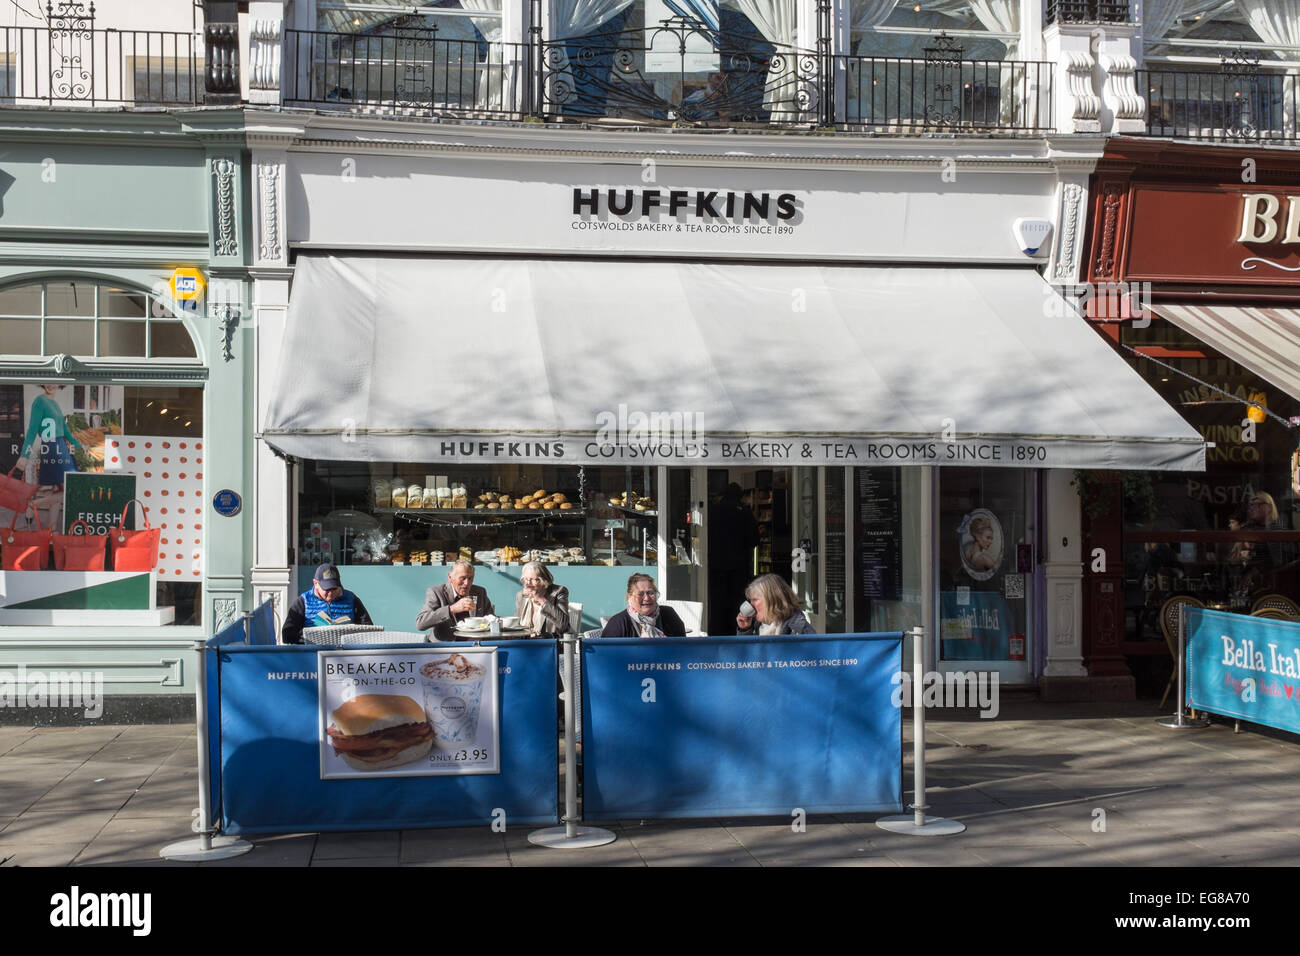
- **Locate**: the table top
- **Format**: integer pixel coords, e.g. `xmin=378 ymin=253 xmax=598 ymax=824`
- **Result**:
xmin=452 ymin=624 xmax=533 ymax=638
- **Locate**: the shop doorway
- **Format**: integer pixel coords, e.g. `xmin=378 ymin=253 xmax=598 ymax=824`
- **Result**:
xmin=704 ymin=468 xmax=793 ymax=635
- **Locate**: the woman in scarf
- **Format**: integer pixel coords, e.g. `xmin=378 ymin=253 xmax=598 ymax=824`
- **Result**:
xmin=599 ymin=573 xmax=687 ymax=638
xmin=514 ymin=561 xmax=571 ymax=637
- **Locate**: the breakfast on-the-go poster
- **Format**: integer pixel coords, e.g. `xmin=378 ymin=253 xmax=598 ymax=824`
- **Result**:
xmin=317 ymin=647 xmax=501 ymax=779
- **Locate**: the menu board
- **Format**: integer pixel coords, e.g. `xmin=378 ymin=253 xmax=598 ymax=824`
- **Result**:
xmin=857 ymin=468 xmax=902 ymax=602
xmin=318 ymin=646 xmax=500 ymax=779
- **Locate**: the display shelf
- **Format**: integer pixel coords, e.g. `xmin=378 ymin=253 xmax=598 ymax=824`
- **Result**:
xmin=373 ymin=507 xmax=587 ymax=517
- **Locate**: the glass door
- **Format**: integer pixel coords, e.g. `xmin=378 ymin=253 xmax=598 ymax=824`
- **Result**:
xmin=938 ymin=466 xmax=1035 ymax=683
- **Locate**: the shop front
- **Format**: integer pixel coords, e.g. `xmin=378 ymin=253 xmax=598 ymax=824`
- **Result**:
xmin=249 ymin=119 xmax=1203 ymax=686
xmin=1081 ymin=138 xmax=1300 ymax=697
xmin=0 ymin=109 xmax=254 ymax=716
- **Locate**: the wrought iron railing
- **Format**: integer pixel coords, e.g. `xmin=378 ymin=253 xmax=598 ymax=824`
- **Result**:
xmin=0 ymin=3 xmax=203 ymax=107
xmin=284 ymin=28 xmax=530 ymax=116
xmin=1138 ymin=67 xmax=1298 ymax=142
xmin=842 ymin=53 xmax=1053 ymax=132
xmin=1046 ymin=0 xmax=1131 ymax=23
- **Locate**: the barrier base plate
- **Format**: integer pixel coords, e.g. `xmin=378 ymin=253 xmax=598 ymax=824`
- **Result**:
xmin=527 ymin=825 xmax=617 ymax=848
xmin=876 ymin=814 xmax=967 ymax=836
xmin=1156 ymin=713 xmax=1211 ymax=729
xmin=159 ymin=835 xmax=254 ymax=861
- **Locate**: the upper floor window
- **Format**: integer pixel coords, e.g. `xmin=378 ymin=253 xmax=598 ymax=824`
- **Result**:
xmin=0 ymin=280 xmax=198 ymax=361
xmin=851 ymin=1 xmax=1015 ymax=61
xmin=1145 ymin=1 xmax=1300 ymax=62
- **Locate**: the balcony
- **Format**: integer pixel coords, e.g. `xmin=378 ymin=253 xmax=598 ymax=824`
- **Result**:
xmin=0 ymin=4 xmax=204 ymax=107
xmin=843 ymin=54 xmax=1053 ymax=134
xmin=1137 ymin=67 xmax=1298 ymax=144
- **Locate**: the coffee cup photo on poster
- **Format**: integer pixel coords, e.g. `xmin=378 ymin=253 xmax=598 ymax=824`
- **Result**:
xmin=957 ymin=508 xmax=1004 ymax=582
xmin=318 ymin=647 xmax=500 ymax=779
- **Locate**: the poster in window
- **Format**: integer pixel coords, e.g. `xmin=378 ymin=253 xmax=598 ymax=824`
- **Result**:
xmin=958 ymin=508 xmax=1003 ymax=581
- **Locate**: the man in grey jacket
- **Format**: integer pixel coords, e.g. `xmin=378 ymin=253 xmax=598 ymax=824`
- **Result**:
xmin=415 ymin=560 xmax=495 ymax=641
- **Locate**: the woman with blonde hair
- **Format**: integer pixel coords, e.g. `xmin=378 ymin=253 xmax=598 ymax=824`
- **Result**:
xmin=514 ymin=561 xmax=570 ymax=637
xmin=736 ymin=573 xmax=816 ymax=635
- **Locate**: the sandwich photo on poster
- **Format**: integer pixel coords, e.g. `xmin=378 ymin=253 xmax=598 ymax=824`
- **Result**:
xmin=318 ymin=647 xmax=500 ymax=779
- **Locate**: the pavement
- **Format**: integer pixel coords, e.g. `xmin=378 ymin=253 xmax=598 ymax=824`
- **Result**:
xmin=3 ymin=700 xmax=1300 ymax=867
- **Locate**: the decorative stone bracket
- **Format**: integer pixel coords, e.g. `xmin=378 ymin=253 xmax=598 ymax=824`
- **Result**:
xmin=1065 ymin=51 xmax=1102 ymax=132
xmin=1102 ymin=53 xmax=1146 ymax=133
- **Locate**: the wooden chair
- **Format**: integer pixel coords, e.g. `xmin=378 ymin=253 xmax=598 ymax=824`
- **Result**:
xmin=1250 ymin=593 xmax=1300 ymax=620
xmin=1252 ymin=608 xmax=1294 ymax=621
xmin=1159 ymin=595 xmax=1204 ymax=711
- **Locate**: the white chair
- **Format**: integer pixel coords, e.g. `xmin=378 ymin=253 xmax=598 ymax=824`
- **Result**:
xmin=568 ymin=601 xmax=583 ymax=636
xmin=662 ymin=599 xmax=704 ymax=636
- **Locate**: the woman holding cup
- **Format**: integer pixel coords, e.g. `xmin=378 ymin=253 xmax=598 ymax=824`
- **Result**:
xmin=736 ymin=574 xmax=816 ymax=635
xmin=514 ymin=561 xmax=571 ymax=637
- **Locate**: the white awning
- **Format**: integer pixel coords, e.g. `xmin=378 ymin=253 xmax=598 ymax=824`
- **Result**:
xmin=262 ymin=256 xmax=1205 ymax=470
xmin=1152 ymin=302 xmax=1300 ymax=402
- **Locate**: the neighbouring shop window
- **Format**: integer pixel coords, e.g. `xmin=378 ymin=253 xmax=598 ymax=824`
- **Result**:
xmin=0 ymin=384 xmax=205 ymax=627
xmin=938 ymin=467 xmax=1032 ymax=664
xmin=0 ymin=280 xmax=197 ymax=360
xmin=298 ymin=461 xmax=660 ymax=569
xmin=1116 ymin=323 xmax=1300 ymax=645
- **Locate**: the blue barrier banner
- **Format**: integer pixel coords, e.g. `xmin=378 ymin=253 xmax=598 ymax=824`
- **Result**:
xmin=581 ymin=633 xmax=903 ymax=819
xmin=250 ymin=599 xmax=277 ymax=645
xmin=216 ymin=640 xmax=558 ymax=833
xmin=1188 ymin=608 xmax=1300 ymax=735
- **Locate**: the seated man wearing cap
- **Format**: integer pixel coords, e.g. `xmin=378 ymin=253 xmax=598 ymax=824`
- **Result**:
xmin=282 ymin=563 xmax=375 ymax=644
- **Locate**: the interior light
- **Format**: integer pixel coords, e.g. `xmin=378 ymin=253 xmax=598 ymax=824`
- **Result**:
xmin=160 ymin=407 xmax=168 ymax=414
xmin=144 ymin=401 xmax=153 ymax=408
xmin=184 ymin=420 xmax=192 ymax=427
xmin=913 ymin=3 xmax=921 ymax=11
xmin=353 ymin=16 xmax=361 ymax=26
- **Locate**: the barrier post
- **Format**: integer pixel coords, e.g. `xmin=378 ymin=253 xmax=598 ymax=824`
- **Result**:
xmin=876 ymin=630 xmax=966 ymax=837
xmin=528 ymin=635 xmax=616 ymax=849
xmin=159 ymin=638 xmax=254 ymax=860
xmin=1157 ymin=605 xmax=1209 ymax=730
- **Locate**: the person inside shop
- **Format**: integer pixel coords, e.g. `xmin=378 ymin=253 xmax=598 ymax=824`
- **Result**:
xmin=1235 ymin=491 xmax=1295 ymax=588
xmin=515 ymin=561 xmax=571 ymax=638
xmin=416 ymin=559 xmax=495 ymax=641
xmin=281 ymin=563 xmax=374 ymax=644
xmin=736 ymin=573 xmax=816 ymax=635
xmin=600 ymin=573 xmax=687 ymax=638
xmin=707 ymin=482 xmax=760 ymax=636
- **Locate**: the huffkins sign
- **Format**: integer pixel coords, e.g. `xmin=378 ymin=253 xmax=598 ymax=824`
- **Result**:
xmin=571 ymin=186 xmax=803 ymax=237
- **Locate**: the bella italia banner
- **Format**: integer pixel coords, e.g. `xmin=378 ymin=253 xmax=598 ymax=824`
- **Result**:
xmin=1186 ymin=607 xmax=1300 ymax=734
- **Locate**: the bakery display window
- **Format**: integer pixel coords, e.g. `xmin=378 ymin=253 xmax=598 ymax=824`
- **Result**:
xmin=297 ymin=461 xmax=661 ymax=568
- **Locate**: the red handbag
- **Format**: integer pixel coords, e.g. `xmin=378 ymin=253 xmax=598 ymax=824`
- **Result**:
xmin=52 ymin=519 xmax=107 ymax=571
xmin=2 ymin=508 xmax=51 ymax=571
xmin=109 ymin=499 xmax=160 ymax=572
xmin=0 ymin=466 xmax=37 ymax=515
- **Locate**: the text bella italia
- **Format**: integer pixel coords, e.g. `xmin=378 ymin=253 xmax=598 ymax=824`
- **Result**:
xmin=572 ymin=187 xmax=798 ymax=225
xmin=1221 ymin=634 xmax=1300 ymax=678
